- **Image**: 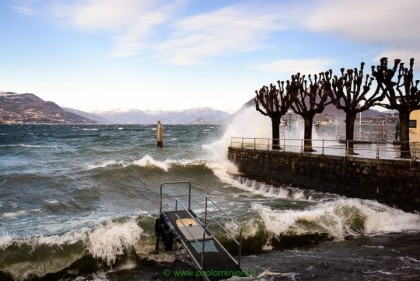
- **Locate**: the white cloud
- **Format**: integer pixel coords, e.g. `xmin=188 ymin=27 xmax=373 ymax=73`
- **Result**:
xmin=14 ymin=0 xmax=419 ymax=67
xmin=251 ymin=59 xmax=336 ymax=75
xmin=154 ymin=5 xmax=301 ymax=65
xmin=55 ymin=0 xmax=152 ymax=31
xmin=13 ymin=0 xmax=181 ymax=58
xmin=297 ymin=0 xmax=420 ymax=71
xmin=303 ymin=0 xmax=420 ymax=44
xmin=58 ymin=0 xmax=184 ymax=57
xmin=11 ymin=1 xmax=309 ymax=64
xmin=108 ymin=8 xmax=174 ymax=57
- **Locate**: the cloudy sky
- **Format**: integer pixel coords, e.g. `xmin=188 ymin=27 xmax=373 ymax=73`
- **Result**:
xmin=1 ymin=0 xmax=419 ymax=113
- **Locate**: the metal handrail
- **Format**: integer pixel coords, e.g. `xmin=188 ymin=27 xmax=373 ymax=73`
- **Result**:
xmin=160 ymin=181 xmax=243 ymax=269
xmin=160 ymin=181 xmax=191 ymax=213
xmin=230 ymin=137 xmax=420 ymax=162
xmin=203 ymin=195 xmax=243 ymax=267
xmin=175 ymin=196 xmax=243 ymax=268
xmin=206 ymin=196 xmax=241 ymax=228
xmin=174 ymin=198 xmax=208 ymax=269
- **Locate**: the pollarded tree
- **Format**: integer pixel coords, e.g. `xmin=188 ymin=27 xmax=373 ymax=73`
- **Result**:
xmin=329 ymin=62 xmax=382 ymax=155
xmin=373 ymin=57 xmax=420 ymax=158
xmin=255 ymin=83 xmax=292 ymax=149
xmin=287 ymin=71 xmax=333 ymax=151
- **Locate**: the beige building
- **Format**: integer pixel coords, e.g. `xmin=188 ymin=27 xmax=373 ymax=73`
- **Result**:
xmin=410 ymin=110 xmax=420 ymax=142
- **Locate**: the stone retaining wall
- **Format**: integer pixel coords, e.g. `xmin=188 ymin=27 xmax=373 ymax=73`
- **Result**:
xmin=228 ymin=147 xmax=419 ymax=212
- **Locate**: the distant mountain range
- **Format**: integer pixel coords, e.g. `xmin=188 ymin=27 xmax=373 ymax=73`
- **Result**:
xmin=0 ymin=92 xmax=230 ymax=124
xmin=0 ymin=92 xmax=94 ymax=124
xmin=87 ymin=108 xmax=229 ymax=124
xmin=1 ymin=91 xmax=394 ymax=125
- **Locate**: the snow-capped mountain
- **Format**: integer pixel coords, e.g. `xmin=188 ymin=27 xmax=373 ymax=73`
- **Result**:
xmin=91 ymin=107 xmax=229 ymax=124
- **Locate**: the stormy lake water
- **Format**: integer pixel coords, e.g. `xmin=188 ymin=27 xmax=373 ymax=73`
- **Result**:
xmin=1 ymin=109 xmax=419 ymax=281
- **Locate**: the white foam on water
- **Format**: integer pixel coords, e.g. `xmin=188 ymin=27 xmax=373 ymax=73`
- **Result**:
xmin=110 ymin=260 xmax=137 ymax=272
xmin=399 ymin=256 xmax=420 ymax=264
xmin=239 ymin=179 xmax=304 ymax=200
xmin=363 ymin=203 xmax=420 ymax=234
xmin=225 ymin=218 xmax=260 ymax=239
xmin=2 ymin=210 xmax=28 ymax=219
xmin=88 ymin=220 xmax=143 ymax=266
xmin=86 ymin=160 xmax=127 ymax=170
xmin=0 ymin=220 xmax=144 ymax=281
xmin=202 ymin=107 xmax=304 ymax=199
xmin=177 ymin=159 xmax=205 ymax=166
xmin=85 ymin=155 xmax=206 ymax=172
xmin=133 ymin=155 xmax=207 ymax=171
xmin=202 ymin=105 xmax=333 ymax=189
xmin=0 ymin=233 xmax=14 ymax=249
xmin=252 ymin=199 xmax=420 ymax=239
xmin=133 ymin=155 xmax=171 ymax=171
xmin=201 ymin=167 xmax=308 ymax=201
xmin=1 ymin=219 xmax=144 ymax=267
xmin=0 ymin=229 xmax=91 ymax=281
xmin=92 ymin=273 xmax=110 ymax=281
xmin=19 ymin=144 xmax=58 ymax=148
xmin=204 ymin=160 xmax=239 ymax=182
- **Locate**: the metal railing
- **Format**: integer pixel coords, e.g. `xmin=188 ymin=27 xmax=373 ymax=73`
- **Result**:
xmin=160 ymin=181 xmax=192 ymax=213
xmin=159 ymin=181 xmax=243 ymax=269
xmin=201 ymin=196 xmax=243 ymax=267
xmin=174 ymin=198 xmax=208 ymax=269
xmin=230 ymin=137 xmax=420 ymax=161
xmin=174 ymin=197 xmax=243 ymax=268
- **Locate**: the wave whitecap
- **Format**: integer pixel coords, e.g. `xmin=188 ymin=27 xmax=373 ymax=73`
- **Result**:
xmin=252 ymin=199 xmax=420 ymax=240
xmin=86 ymin=155 xmax=206 ymax=172
xmin=0 ymin=219 xmax=144 ymax=281
xmin=88 ymin=221 xmax=143 ymax=265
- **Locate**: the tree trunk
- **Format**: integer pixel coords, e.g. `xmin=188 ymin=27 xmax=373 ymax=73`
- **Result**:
xmin=399 ymin=111 xmax=411 ymax=158
xmin=271 ymin=115 xmax=281 ymax=150
xmin=303 ymin=116 xmax=314 ymax=152
xmin=345 ymin=113 xmax=357 ymax=155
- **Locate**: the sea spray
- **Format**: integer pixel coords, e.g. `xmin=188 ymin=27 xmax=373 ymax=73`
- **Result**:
xmin=203 ymin=107 xmax=270 ymax=159
xmin=201 ymin=107 xmax=271 ymax=181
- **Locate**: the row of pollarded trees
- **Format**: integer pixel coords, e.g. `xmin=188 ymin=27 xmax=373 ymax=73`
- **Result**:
xmin=255 ymin=57 xmax=420 ymax=158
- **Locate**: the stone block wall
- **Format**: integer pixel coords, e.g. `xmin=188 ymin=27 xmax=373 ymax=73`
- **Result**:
xmin=228 ymin=147 xmax=419 ymax=212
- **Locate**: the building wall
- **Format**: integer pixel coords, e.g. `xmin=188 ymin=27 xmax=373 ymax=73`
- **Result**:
xmin=410 ymin=110 xmax=420 ymax=142
xmin=228 ymin=147 xmax=419 ymax=212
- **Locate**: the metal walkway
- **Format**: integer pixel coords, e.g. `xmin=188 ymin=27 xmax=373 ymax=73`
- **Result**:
xmin=157 ymin=181 xmax=245 ymax=281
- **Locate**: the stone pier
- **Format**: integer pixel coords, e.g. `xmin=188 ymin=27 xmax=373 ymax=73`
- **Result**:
xmin=228 ymin=147 xmax=420 ymax=212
